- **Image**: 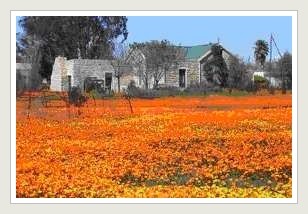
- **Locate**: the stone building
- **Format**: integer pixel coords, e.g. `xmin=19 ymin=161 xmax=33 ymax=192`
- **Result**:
xmin=50 ymin=43 xmax=234 ymax=92
xmin=126 ymin=43 xmax=234 ymax=89
xmin=50 ymin=57 xmax=116 ymax=92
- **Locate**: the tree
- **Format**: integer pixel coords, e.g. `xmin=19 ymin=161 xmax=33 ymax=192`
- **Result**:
xmin=125 ymin=46 xmax=149 ymax=89
xmin=227 ymin=55 xmax=247 ymax=90
xmin=111 ymin=42 xmax=132 ymax=93
xmin=203 ymin=44 xmax=229 ymax=87
xmin=18 ymin=34 xmax=43 ymax=89
xmin=278 ymin=52 xmax=292 ymax=90
xmin=254 ymin=40 xmax=269 ymax=68
xmin=130 ymin=40 xmax=185 ymax=89
xmin=157 ymin=40 xmax=185 ymax=88
xmin=18 ymin=16 xmax=128 ymax=81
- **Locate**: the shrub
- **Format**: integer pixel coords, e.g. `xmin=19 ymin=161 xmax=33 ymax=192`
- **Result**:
xmin=69 ymin=86 xmax=87 ymax=106
xmin=254 ymin=75 xmax=268 ymax=83
xmin=184 ymin=81 xmax=223 ymax=95
xmin=253 ymin=76 xmax=269 ymax=90
xmin=126 ymin=81 xmax=159 ymax=98
xmin=268 ymin=86 xmax=276 ymax=95
xmin=155 ymin=86 xmax=181 ymax=97
xmin=244 ymin=81 xmax=257 ymax=93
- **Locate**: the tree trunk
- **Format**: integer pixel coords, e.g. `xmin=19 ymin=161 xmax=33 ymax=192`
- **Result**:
xmin=117 ymin=76 xmax=121 ymax=93
xmin=144 ymin=76 xmax=148 ymax=89
xmin=154 ymin=79 xmax=159 ymax=89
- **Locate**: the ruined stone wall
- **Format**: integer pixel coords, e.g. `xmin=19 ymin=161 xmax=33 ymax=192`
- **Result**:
xmin=222 ymin=50 xmax=233 ymax=69
xmin=165 ymin=60 xmax=200 ymax=88
xmin=50 ymin=57 xmax=67 ymax=91
xmin=186 ymin=60 xmax=200 ymax=86
xmin=50 ymin=57 xmax=116 ymax=92
xmin=120 ymin=72 xmax=139 ymax=90
xmin=70 ymin=59 xmax=114 ymax=90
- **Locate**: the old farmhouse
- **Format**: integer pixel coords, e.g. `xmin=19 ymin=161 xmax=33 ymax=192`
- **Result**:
xmin=50 ymin=43 xmax=233 ymax=92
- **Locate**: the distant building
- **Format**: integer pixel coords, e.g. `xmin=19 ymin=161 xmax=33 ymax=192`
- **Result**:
xmin=126 ymin=43 xmax=234 ymax=89
xmin=50 ymin=43 xmax=234 ymax=92
xmin=252 ymin=71 xmax=282 ymax=87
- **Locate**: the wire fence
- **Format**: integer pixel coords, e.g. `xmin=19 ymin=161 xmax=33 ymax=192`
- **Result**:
xmin=16 ymin=91 xmax=135 ymax=122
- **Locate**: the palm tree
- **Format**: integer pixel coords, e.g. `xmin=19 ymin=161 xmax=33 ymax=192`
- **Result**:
xmin=254 ymin=40 xmax=269 ymax=69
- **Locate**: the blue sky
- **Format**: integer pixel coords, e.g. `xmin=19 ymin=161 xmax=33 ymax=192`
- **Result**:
xmin=125 ymin=16 xmax=292 ymax=61
xmin=16 ymin=16 xmax=292 ymax=61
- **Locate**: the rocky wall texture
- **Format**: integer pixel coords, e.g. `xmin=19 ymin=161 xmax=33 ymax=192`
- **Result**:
xmin=50 ymin=57 xmax=116 ymax=92
xmin=165 ymin=60 xmax=200 ymax=88
xmin=50 ymin=57 xmax=67 ymax=91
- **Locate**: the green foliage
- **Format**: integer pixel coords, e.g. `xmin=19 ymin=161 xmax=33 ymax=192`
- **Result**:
xmin=254 ymin=40 xmax=269 ymax=67
xmin=278 ymin=52 xmax=292 ymax=90
xmin=227 ymin=55 xmax=249 ymax=90
xmin=218 ymin=89 xmax=250 ymax=97
xmin=254 ymin=75 xmax=268 ymax=83
xmin=18 ymin=16 xmax=128 ymax=79
xmin=89 ymin=89 xmax=103 ymax=99
xmin=203 ymin=44 xmax=229 ymax=87
xmin=253 ymin=75 xmax=269 ymax=90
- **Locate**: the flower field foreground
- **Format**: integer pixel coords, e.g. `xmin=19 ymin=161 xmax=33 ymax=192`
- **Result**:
xmin=16 ymin=94 xmax=292 ymax=198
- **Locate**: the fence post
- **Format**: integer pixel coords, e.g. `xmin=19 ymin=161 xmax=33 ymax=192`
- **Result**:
xmin=27 ymin=91 xmax=32 ymax=119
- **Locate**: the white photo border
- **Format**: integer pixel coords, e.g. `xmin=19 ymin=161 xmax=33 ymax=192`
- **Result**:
xmin=11 ymin=10 xmax=298 ymax=204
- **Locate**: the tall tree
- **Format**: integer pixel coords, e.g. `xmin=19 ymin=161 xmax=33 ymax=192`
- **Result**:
xmin=203 ymin=44 xmax=229 ymax=87
xmin=130 ymin=40 xmax=185 ymax=89
xmin=125 ymin=46 xmax=149 ymax=89
xmin=227 ymin=55 xmax=247 ymax=90
xmin=18 ymin=16 xmax=128 ymax=81
xmin=111 ymin=42 xmax=132 ymax=92
xmin=278 ymin=52 xmax=292 ymax=90
xmin=254 ymin=40 xmax=269 ymax=68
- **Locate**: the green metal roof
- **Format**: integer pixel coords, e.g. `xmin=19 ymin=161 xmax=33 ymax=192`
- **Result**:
xmin=183 ymin=43 xmax=214 ymax=59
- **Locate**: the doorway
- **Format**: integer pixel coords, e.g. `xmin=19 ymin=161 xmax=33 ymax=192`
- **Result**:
xmin=179 ymin=69 xmax=186 ymax=88
xmin=105 ymin=73 xmax=112 ymax=91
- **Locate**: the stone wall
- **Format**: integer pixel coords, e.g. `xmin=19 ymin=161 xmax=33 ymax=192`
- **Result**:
xmin=120 ymin=72 xmax=139 ymax=90
xmin=50 ymin=49 xmax=233 ymax=92
xmin=70 ymin=59 xmax=115 ymax=91
xmin=186 ymin=60 xmax=200 ymax=86
xmin=165 ymin=60 xmax=200 ymax=88
xmin=222 ymin=50 xmax=233 ymax=69
xmin=50 ymin=57 xmax=116 ymax=92
xmin=50 ymin=57 xmax=67 ymax=91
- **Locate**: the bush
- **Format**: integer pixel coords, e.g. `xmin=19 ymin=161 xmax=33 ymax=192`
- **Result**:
xmin=254 ymin=75 xmax=267 ymax=83
xmin=268 ymin=86 xmax=276 ymax=95
xmin=244 ymin=81 xmax=257 ymax=93
xmin=156 ymin=86 xmax=181 ymax=97
xmin=183 ymin=82 xmax=206 ymax=95
xmin=69 ymin=86 xmax=87 ymax=106
xmin=253 ymin=76 xmax=269 ymax=90
xmin=126 ymin=81 xmax=159 ymax=98
xmin=184 ymin=81 xmax=222 ymax=95
xmin=88 ymin=88 xmax=114 ymax=99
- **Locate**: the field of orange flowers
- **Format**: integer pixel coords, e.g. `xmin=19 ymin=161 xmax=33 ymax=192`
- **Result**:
xmin=16 ymin=94 xmax=292 ymax=198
